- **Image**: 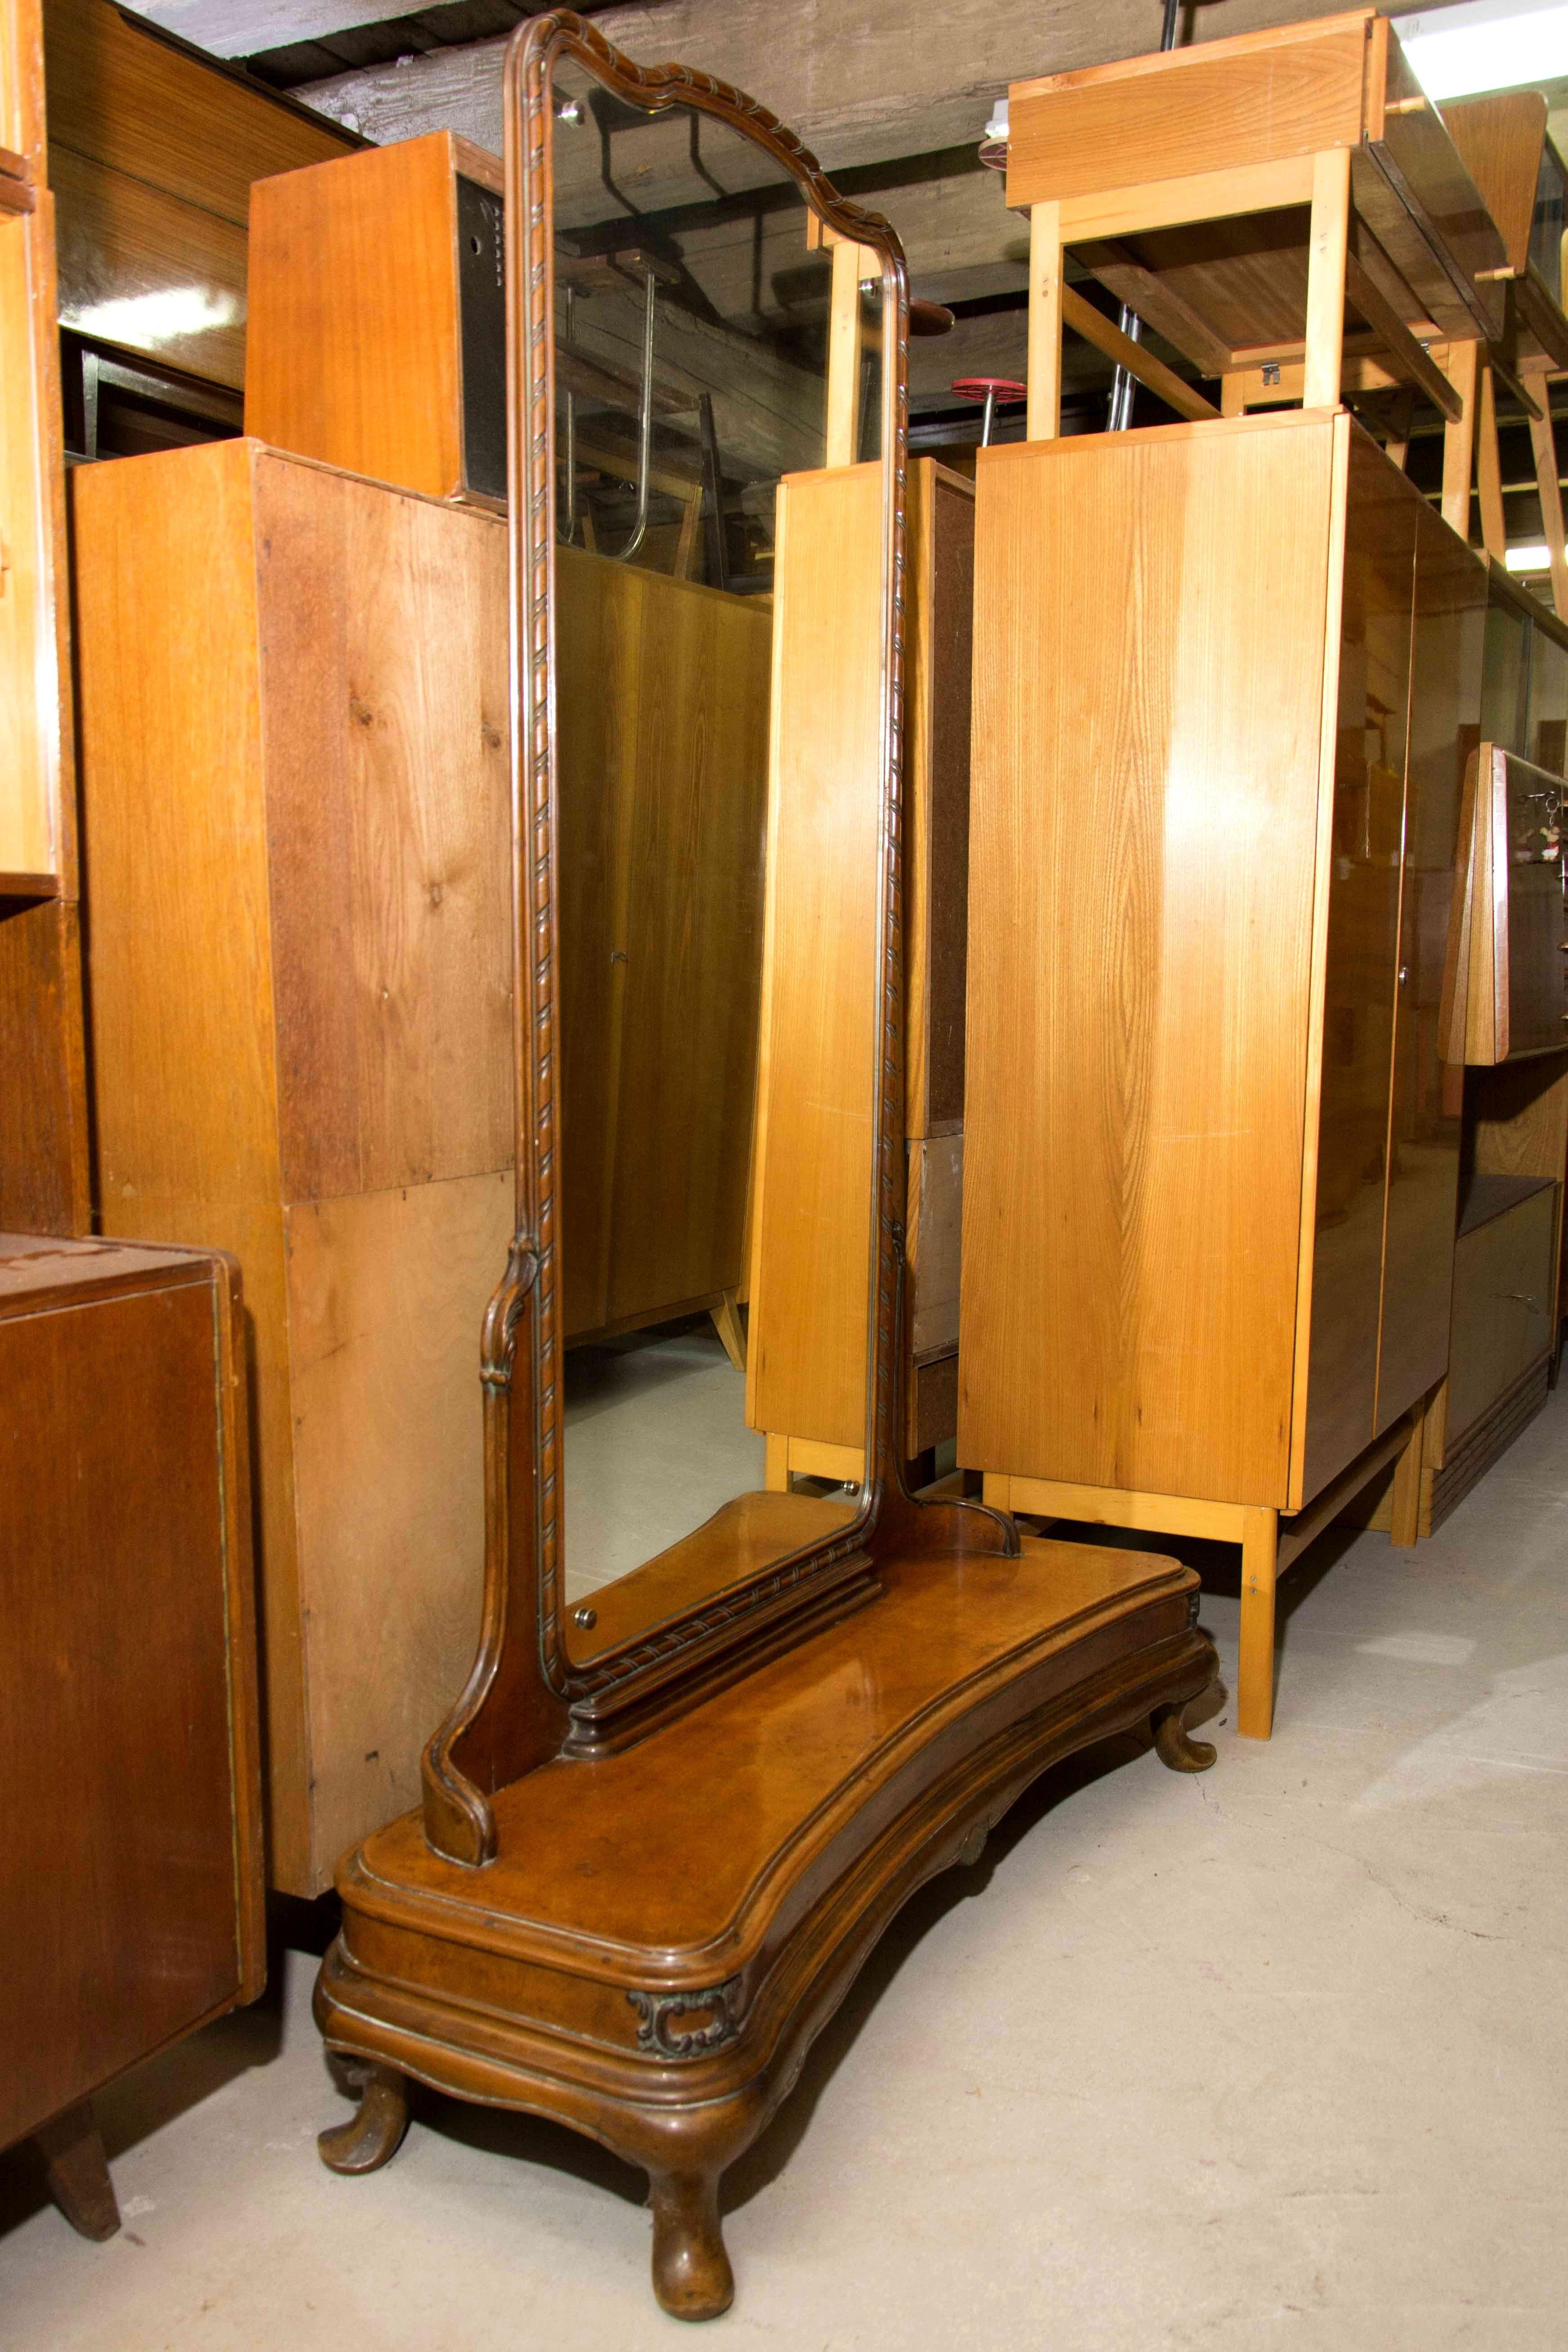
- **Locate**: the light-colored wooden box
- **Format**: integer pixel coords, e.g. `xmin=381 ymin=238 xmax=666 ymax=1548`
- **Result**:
xmin=961 ymin=408 xmax=1487 ymax=1519
xmin=72 ymin=437 xmax=514 ymax=1895
xmin=246 ymin=130 xmax=505 ymax=507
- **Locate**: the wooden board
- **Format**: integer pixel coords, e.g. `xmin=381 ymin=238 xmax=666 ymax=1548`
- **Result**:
xmin=961 ymin=411 xmax=1335 ymax=1508
xmin=746 ymin=463 xmax=882 ymax=1454
xmin=1446 ymin=1182 xmax=1558 ymax=1441
xmin=254 ymin=451 xmax=514 ymax=1202
xmin=1441 ymin=90 xmax=1548 ymax=276
xmin=48 ymin=141 xmax=248 ymax=388
xmin=1372 ymin=499 xmax=1484 ymax=1434
xmin=0 ymin=1238 xmax=264 ymax=2147
xmin=0 ymin=895 xmax=89 ymax=1232
xmin=1296 ymin=425 xmax=1415 ymax=1502
xmin=0 ymin=199 xmax=63 ymax=876
xmin=904 ymin=459 xmax=973 ymax=1140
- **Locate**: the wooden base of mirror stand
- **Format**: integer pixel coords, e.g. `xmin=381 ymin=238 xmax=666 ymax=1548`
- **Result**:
xmin=315 ymin=1539 xmax=1217 ymax=2320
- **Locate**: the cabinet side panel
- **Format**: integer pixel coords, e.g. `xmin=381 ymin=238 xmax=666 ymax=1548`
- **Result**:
xmin=286 ymin=1169 xmax=511 ymax=1886
xmin=0 ymin=1279 xmax=245 ymax=2143
xmin=1300 ymin=436 xmax=1416 ymax=1498
xmin=746 ymin=465 xmax=882 ymax=1453
xmin=1374 ymin=506 xmax=1485 ymax=1430
xmin=923 ymin=469 xmax=975 ymax=1134
xmin=960 ymin=417 xmax=1331 ymax=1504
xmin=255 ymin=455 xmax=514 ymax=1203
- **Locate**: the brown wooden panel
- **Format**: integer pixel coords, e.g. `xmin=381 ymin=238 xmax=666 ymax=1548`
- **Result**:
xmin=246 ymin=134 xmax=463 ymax=499
xmin=1447 ymin=1185 xmax=1557 ymax=1440
xmin=907 ymin=1132 xmax=961 ymax=1360
xmin=960 ymin=412 xmax=1334 ymax=1507
xmin=0 ymin=201 xmax=62 ymax=876
xmin=49 ymin=141 xmax=247 ymax=388
xmin=286 ymin=1171 xmax=511 ymax=1887
xmin=0 ymin=894 xmax=88 ymax=1231
xmin=0 ymin=1260 xmax=254 ymax=2144
xmin=253 ymin=451 xmax=514 ymax=1203
xmin=905 ymin=460 xmax=973 ymax=1139
xmin=1298 ymin=429 xmax=1416 ymax=1501
xmin=746 ymin=463 xmax=882 ymax=1453
xmin=1006 ymin=16 xmax=1371 ymax=210
xmin=1441 ymin=91 xmax=1548 ymax=276
xmin=1374 ymin=502 xmax=1485 ymax=1431
xmin=42 ymin=0 xmax=352 ymax=227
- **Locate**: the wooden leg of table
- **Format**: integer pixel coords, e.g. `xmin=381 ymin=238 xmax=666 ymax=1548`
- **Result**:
xmin=1389 ymin=1407 xmax=1424 ymax=1549
xmin=710 ymin=1289 xmax=746 ymax=1374
xmin=1237 ymin=1505 xmax=1279 ymax=1740
xmin=1026 ymin=201 xmax=1063 ymax=442
xmin=1221 ymin=373 xmax=1246 ymax=418
xmin=1442 ymin=341 xmax=1480 ymax=539
xmin=1528 ymin=398 xmax=1568 ymax=621
xmin=1476 ymin=362 xmax=1506 ymax=561
xmin=34 ymin=2101 xmax=120 ymax=2241
xmin=764 ymin=1432 xmax=789 ymax=1493
xmin=1303 ymin=148 xmax=1350 ymax=411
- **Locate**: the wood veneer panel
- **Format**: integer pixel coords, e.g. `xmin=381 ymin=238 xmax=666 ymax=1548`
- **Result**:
xmin=0 ymin=198 xmax=61 ymax=877
xmin=286 ymin=1171 xmax=511 ymax=1884
xmin=254 ymin=452 xmax=514 ymax=1203
xmin=1006 ymin=16 xmax=1371 ymax=210
xmin=905 ymin=459 xmax=973 ymax=1139
xmin=0 ymin=896 xmax=88 ymax=1232
xmin=247 ymin=135 xmax=463 ymax=498
xmin=1299 ymin=429 xmax=1416 ymax=1498
xmin=960 ymin=414 xmax=1333 ymax=1507
xmin=0 ymin=1262 xmax=253 ymax=2145
xmin=48 ymin=141 xmax=247 ymax=388
xmin=746 ymin=463 xmax=882 ymax=1453
xmin=1373 ymin=502 xmax=1484 ymax=1432
xmin=1441 ymin=91 xmax=1548 ymax=276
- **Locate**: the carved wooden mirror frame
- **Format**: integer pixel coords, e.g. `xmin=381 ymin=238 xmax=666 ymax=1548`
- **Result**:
xmin=420 ymin=10 xmax=917 ymax=1861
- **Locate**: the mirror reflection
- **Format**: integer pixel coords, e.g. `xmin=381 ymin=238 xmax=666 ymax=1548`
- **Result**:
xmin=549 ymin=59 xmax=886 ymax=1661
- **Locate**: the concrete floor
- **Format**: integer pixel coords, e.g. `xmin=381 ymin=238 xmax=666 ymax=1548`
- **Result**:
xmin=4 ymin=1385 xmax=1565 ymax=2350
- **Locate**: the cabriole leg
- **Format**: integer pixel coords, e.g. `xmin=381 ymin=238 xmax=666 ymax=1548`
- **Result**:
xmin=1152 ymin=1699 xmax=1216 ymax=1772
xmin=649 ymin=2166 xmax=733 ymax=2321
xmin=318 ymin=2060 xmax=409 ymax=2175
xmin=34 ymin=2100 xmax=120 ymax=2241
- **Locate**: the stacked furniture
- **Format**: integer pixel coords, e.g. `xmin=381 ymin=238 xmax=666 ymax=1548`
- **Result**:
xmin=962 ymin=9 xmax=1518 ymax=1739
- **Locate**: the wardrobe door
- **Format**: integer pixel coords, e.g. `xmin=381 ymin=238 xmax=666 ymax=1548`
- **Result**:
xmin=1299 ymin=434 xmax=1415 ymax=1501
xmin=1374 ymin=508 xmax=1486 ymax=1431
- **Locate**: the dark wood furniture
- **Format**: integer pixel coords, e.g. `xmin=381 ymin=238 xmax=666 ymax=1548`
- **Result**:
xmin=0 ymin=1233 xmax=265 ymax=2239
xmin=312 ymin=12 xmax=1219 ymax=2321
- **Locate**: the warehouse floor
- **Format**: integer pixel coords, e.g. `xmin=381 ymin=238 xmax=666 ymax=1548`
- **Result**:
xmin=4 ymin=1386 xmax=1566 ymax=2351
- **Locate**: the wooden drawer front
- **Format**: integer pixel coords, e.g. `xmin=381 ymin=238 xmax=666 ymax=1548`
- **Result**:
xmin=1447 ymin=1186 xmax=1558 ymax=1442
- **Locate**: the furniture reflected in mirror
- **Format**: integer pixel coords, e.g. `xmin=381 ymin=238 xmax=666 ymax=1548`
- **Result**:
xmin=313 ymin=14 xmax=1220 ymax=2324
xmin=0 ymin=1234 xmax=264 ymax=2242
xmin=72 ymin=439 xmax=513 ymax=1896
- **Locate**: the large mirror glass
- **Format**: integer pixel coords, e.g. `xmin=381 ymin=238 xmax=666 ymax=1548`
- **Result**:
xmin=537 ymin=52 xmax=893 ymax=1667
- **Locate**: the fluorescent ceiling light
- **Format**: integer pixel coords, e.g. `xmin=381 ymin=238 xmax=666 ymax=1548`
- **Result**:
xmin=1394 ymin=1 xmax=1568 ymax=99
xmin=1505 ymin=541 xmax=1553 ymax=568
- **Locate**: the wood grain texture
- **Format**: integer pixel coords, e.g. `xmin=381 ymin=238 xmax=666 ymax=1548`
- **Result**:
xmin=0 ymin=199 xmax=62 ymax=876
xmin=247 ymin=134 xmax=465 ymax=498
xmin=73 ymin=438 xmax=518 ymax=1892
xmin=48 ymin=141 xmax=248 ymax=388
xmin=1372 ymin=501 xmax=1484 ymax=1433
xmin=907 ymin=1134 xmax=961 ymax=1360
xmin=961 ymin=413 xmax=1336 ymax=1507
xmin=1005 ymin=13 xmax=1372 ymax=209
xmin=0 ymin=1235 xmax=264 ymax=2149
xmin=0 ymin=894 xmax=89 ymax=1234
xmin=746 ymin=464 xmax=881 ymax=1456
xmin=1440 ymin=90 xmax=1547 ymax=276
xmin=1446 ymin=1182 xmax=1557 ymax=1439
xmin=903 ymin=459 xmax=973 ymax=1139
xmin=570 ymin=1489 xmax=858 ymax=1663
xmin=254 ymin=450 xmax=514 ymax=1201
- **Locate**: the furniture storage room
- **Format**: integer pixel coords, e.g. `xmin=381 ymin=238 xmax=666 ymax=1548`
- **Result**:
xmin=2 ymin=0 xmax=1565 ymax=2343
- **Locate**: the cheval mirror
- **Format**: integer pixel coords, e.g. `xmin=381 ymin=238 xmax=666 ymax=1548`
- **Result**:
xmin=314 ymin=10 xmax=1220 ymax=2320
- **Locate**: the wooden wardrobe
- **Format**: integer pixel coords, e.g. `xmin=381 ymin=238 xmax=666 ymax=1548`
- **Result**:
xmin=962 ymin=407 xmax=1487 ymax=1730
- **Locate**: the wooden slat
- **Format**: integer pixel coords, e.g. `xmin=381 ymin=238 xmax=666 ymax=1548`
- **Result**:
xmin=1528 ymin=401 xmax=1568 ymax=620
xmin=1344 ymin=248 xmax=1461 ymax=419
xmin=1441 ymin=339 xmax=1480 ymax=539
xmin=1476 ymin=362 xmax=1506 ymax=561
xmin=1304 ymin=146 xmax=1351 ymax=409
xmin=1058 ymin=155 xmax=1316 ymax=245
xmin=1075 ymin=241 xmax=1235 ymax=378
xmin=1061 ymin=281 xmax=1218 ymax=420
xmin=1026 ymin=201 xmax=1062 ymax=441
xmin=1514 ymin=262 xmax=1568 ymax=373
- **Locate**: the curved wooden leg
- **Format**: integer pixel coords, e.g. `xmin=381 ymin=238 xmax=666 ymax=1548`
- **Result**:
xmin=35 ymin=2101 xmax=120 ymax=2241
xmin=318 ymin=2061 xmax=409 ymax=2175
xmin=649 ymin=2167 xmax=733 ymax=2321
xmin=1153 ymin=1700 xmax=1216 ymax=1773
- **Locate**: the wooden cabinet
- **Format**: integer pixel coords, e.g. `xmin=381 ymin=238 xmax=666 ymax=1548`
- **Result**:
xmin=1449 ymin=747 xmax=1565 ymax=1063
xmin=247 ymin=131 xmax=505 ymax=504
xmin=962 ymin=410 xmax=1485 ymax=1731
xmin=72 ymin=438 xmax=514 ymax=1896
xmin=0 ymin=1232 xmax=264 ymax=2233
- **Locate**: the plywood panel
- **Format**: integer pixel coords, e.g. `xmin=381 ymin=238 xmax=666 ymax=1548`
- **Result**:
xmin=254 ymin=452 xmax=514 ymax=1204
xmin=48 ymin=143 xmax=248 ymax=388
xmin=286 ymin=1170 xmax=510 ymax=1887
xmin=905 ymin=459 xmax=973 ymax=1139
xmin=1373 ymin=502 xmax=1485 ymax=1431
xmin=1298 ymin=429 xmax=1415 ymax=1500
xmin=746 ymin=463 xmax=883 ymax=1453
xmin=960 ymin=413 xmax=1333 ymax=1506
